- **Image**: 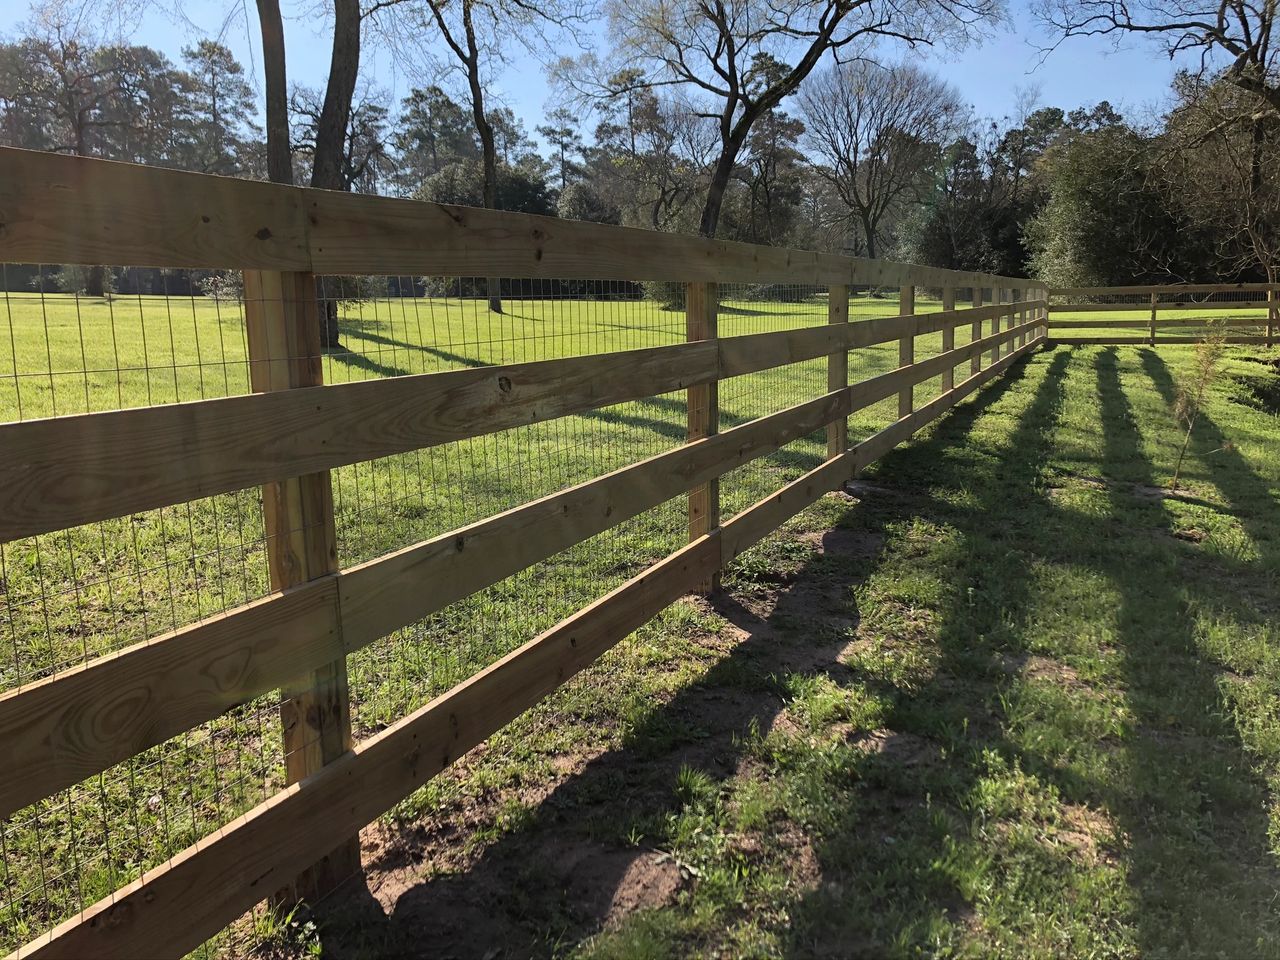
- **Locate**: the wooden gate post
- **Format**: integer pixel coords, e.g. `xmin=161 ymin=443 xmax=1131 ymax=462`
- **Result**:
xmin=1017 ymin=287 xmax=1027 ymax=349
xmin=941 ymin=285 xmax=956 ymax=394
xmin=243 ymin=270 xmax=360 ymax=904
xmin=686 ymin=281 xmax=719 ymax=591
xmin=971 ymin=287 xmax=983 ymax=377
xmin=898 ymin=284 xmax=915 ymax=419
xmin=1149 ymin=291 xmax=1158 ymax=346
xmin=828 ymin=284 xmax=849 ymax=456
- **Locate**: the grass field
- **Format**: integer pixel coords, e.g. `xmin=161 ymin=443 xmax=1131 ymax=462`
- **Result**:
xmin=268 ymin=340 xmax=1280 ymax=959
xmin=0 ymin=285 xmax=967 ymax=954
xmin=8 ymin=286 xmax=1274 ymax=957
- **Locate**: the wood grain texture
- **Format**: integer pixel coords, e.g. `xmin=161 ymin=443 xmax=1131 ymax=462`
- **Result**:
xmin=1047 ymin=300 xmax=1273 ymax=313
xmin=898 ymin=285 xmax=915 ymax=419
xmin=940 ymin=287 xmax=956 ymax=392
xmin=0 ymin=147 xmax=310 ymax=270
xmin=827 ymin=285 xmax=849 ymax=457
xmin=16 ymin=536 xmax=722 ymax=960
xmin=0 ymin=340 xmax=718 ymax=542
xmin=971 ymin=288 xmax=983 ymax=377
xmin=242 ymin=269 xmax=358 ymax=900
xmin=0 ymin=579 xmax=340 ymax=820
xmin=0 ymin=147 xmax=1029 ymax=287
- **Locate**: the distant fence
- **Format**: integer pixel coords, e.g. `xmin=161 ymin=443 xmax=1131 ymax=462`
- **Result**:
xmin=0 ymin=146 xmax=1046 ymax=958
xmin=1048 ymin=284 xmax=1280 ymax=345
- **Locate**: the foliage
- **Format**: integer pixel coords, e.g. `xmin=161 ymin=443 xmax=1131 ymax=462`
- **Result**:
xmin=197 ymin=270 xmax=244 ymax=303
xmin=415 ymin=157 xmax=556 ymax=215
xmin=1171 ymin=321 xmax=1230 ymax=488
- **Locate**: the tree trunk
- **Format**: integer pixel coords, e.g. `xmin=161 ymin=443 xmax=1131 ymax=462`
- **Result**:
xmin=255 ymin=0 xmax=293 ymax=187
xmin=462 ymin=2 xmax=503 ymax=314
xmin=699 ymin=148 xmax=737 ymax=239
xmin=308 ymin=0 xmax=361 ymax=349
xmin=310 ymin=0 xmax=360 ymax=193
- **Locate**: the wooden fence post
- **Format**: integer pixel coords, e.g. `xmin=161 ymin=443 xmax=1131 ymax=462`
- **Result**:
xmin=1017 ymin=287 xmax=1027 ymax=348
xmin=898 ymin=284 xmax=915 ymax=418
xmin=1267 ymin=286 xmax=1275 ymax=348
xmin=941 ymin=285 xmax=956 ymax=393
xmin=242 ymin=270 xmax=360 ymax=904
xmin=971 ymin=286 xmax=983 ymax=377
xmin=828 ymin=284 xmax=849 ymax=456
xmin=1149 ymin=291 xmax=1158 ymax=346
xmin=992 ymin=287 xmax=1005 ymax=364
xmin=686 ymin=281 xmax=719 ymax=591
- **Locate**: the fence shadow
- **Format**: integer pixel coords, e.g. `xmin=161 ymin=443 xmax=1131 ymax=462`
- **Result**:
xmin=301 ymin=346 xmax=1279 ymax=957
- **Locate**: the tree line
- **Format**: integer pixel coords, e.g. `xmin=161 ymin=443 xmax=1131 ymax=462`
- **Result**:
xmin=2 ymin=0 xmax=1277 ymax=309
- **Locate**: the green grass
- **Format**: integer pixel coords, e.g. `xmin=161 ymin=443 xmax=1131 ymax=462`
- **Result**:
xmin=12 ymin=288 xmax=1273 ymax=958
xmin=0 ymin=286 xmax=963 ymax=955
xmin=271 ymin=340 xmax=1280 ymax=959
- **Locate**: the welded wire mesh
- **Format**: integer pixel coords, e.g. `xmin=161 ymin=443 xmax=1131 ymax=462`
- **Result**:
xmin=1 ymin=264 xmax=1001 ymax=957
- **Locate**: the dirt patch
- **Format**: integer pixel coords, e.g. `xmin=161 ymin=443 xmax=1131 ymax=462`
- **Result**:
xmin=1050 ymin=803 xmax=1121 ymax=867
xmin=559 ymin=842 xmax=683 ymax=925
xmin=845 ymin=728 xmax=943 ymax=767
xmin=1173 ymin=526 xmax=1208 ymax=543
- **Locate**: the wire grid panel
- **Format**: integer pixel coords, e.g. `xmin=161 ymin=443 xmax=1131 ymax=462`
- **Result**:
xmin=0 ymin=268 xmax=844 ymax=956
xmin=0 ymin=265 xmax=301 ymax=958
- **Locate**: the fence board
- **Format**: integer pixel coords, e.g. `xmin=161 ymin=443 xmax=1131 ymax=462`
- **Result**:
xmin=0 ymin=341 xmax=718 ymax=542
xmin=0 ymin=580 xmax=340 ymax=820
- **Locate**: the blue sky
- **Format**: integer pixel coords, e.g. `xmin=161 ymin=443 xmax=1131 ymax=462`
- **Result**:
xmin=18 ymin=0 xmax=1184 ymax=143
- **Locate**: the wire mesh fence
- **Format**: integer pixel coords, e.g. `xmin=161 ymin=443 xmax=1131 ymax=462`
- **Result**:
xmin=1048 ymin=286 xmax=1278 ymax=340
xmin=0 ymin=267 xmax=875 ymax=956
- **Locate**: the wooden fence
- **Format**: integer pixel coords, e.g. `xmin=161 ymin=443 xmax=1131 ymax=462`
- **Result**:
xmin=0 ymin=146 xmax=1047 ymax=958
xmin=1048 ymin=283 xmax=1280 ymax=345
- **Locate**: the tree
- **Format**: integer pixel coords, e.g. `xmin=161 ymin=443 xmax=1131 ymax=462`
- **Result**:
xmin=591 ymin=0 xmax=999 ymax=239
xmin=1037 ymin=0 xmax=1280 ymax=117
xmin=799 ymin=60 xmax=963 ymax=259
xmin=1161 ymin=71 xmax=1280 ymax=284
xmin=292 ymin=84 xmax=393 ymax=193
xmin=181 ymin=40 xmax=260 ymax=176
xmin=416 ymin=156 xmax=556 ymax=214
xmin=1024 ymin=121 xmax=1197 ymax=286
xmin=537 ymin=107 xmax=584 ymax=191
xmin=392 ymin=85 xmax=479 ymax=192
xmin=376 ymin=0 xmax=583 ymax=313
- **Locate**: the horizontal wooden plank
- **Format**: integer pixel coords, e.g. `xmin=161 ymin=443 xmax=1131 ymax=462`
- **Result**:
xmin=0 ymin=148 xmax=1027 ymax=287
xmin=0 ymin=580 xmax=340 ymax=820
xmin=16 ymin=534 xmax=722 ymax=960
xmin=0 ymin=147 xmax=311 ymax=271
xmin=847 ymin=318 xmax=1040 ymax=413
xmin=1050 ymin=336 xmax=1271 ymax=345
xmin=0 ymin=340 xmax=717 ymax=542
xmin=338 ymin=388 xmax=847 ymax=647
xmin=1049 ymin=317 xmax=1271 ymax=329
xmin=1051 ymin=284 xmax=1280 ymax=296
xmin=1049 ymin=301 xmax=1270 ymax=313
xmin=0 ymin=391 xmax=844 ymax=817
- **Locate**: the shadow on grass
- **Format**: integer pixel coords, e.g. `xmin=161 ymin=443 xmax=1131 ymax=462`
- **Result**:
xmin=297 ymin=346 xmax=1279 ymax=958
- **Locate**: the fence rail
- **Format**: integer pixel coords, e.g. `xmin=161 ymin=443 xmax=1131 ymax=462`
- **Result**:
xmin=0 ymin=146 xmax=1046 ymax=959
xmin=1048 ymin=283 xmax=1280 ymax=346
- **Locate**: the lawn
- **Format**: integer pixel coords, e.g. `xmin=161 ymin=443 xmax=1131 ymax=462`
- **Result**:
xmin=10 ymin=288 xmax=1269 ymax=958
xmin=246 ymin=340 xmax=1280 ymax=959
